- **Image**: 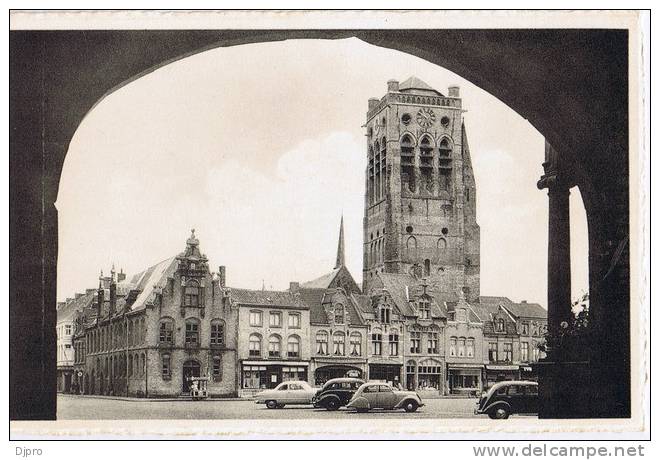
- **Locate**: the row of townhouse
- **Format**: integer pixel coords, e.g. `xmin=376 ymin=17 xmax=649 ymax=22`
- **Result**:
xmin=61 ymin=229 xmax=546 ymax=398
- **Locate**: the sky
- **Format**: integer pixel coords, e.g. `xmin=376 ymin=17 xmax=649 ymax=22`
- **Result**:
xmin=56 ymin=38 xmax=589 ymax=305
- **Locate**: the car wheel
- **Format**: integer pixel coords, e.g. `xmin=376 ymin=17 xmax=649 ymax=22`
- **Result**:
xmin=326 ymin=399 xmax=340 ymax=411
xmin=276 ymin=404 xmax=286 ymax=409
xmin=404 ymin=401 xmax=418 ymax=413
xmin=489 ymin=407 xmax=510 ymax=419
xmin=266 ymin=400 xmax=278 ymax=409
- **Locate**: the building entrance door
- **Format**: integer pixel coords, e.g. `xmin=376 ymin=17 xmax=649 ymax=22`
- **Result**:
xmin=182 ymin=360 xmax=201 ymax=393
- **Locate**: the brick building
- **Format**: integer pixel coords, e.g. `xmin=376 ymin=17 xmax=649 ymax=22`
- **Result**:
xmin=73 ymin=231 xmax=238 ymax=397
xmin=231 ymin=287 xmax=311 ymax=397
xmin=57 ymin=292 xmax=94 ymax=393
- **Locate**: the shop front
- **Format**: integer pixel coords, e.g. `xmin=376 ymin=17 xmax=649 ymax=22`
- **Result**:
xmin=406 ymin=358 xmax=444 ymax=396
xmin=484 ymin=364 xmax=521 ymax=389
xmin=314 ymin=364 xmax=364 ymax=386
xmin=368 ymin=363 xmax=402 ymax=387
xmin=240 ymin=360 xmax=309 ymax=397
xmin=447 ymin=364 xmax=483 ymax=396
xmin=519 ymin=365 xmax=537 ymax=381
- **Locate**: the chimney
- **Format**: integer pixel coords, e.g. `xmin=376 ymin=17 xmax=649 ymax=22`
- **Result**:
xmin=218 ymin=266 xmax=226 ymax=287
xmin=117 ymin=268 xmax=126 ymax=282
xmin=368 ymin=98 xmax=379 ymax=111
xmin=448 ymin=85 xmax=460 ymax=97
xmin=387 ymin=79 xmax=399 ymax=92
xmin=75 ymin=293 xmax=83 ymax=299
xmin=289 ymin=282 xmax=300 ymax=294
xmin=109 ymin=277 xmax=117 ymax=316
xmin=86 ymin=288 xmax=96 ymax=295
xmin=96 ymin=289 xmax=104 ymax=318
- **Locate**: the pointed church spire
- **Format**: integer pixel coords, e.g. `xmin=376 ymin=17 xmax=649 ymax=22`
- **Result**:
xmin=335 ymin=215 xmax=345 ymax=269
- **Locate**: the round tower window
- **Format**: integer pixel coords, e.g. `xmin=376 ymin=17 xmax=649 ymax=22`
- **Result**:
xmin=441 ymin=227 xmax=449 ymax=235
xmin=406 ymin=225 xmax=414 ymax=234
xmin=441 ymin=116 xmax=450 ymax=127
xmin=401 ymin=113 xmax=411 ymax=125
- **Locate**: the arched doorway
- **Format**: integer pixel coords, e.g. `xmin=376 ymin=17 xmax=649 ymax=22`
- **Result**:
xmin=182 ymin=360 xmax=201 ymax=393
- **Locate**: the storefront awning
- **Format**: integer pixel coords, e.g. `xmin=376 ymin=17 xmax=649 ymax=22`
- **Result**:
xmin=447 ymin=364 xmax=484 ymax=370
xmin=242 ymin=360 xmax=309 ymax=367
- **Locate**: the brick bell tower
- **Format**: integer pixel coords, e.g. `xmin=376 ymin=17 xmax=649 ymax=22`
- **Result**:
xmin=362 ymin=77 xmax=480 ymax=301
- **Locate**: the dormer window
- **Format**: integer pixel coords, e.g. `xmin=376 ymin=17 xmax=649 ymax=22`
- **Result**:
xmin=334 ymin=304 xmax=345 ymax=324
xmin=418 ymin=298 xmax=430 ymax=320
xmin=379 ymin=304 xmax=391 ymax=324
xmin=496 ymin=318 xmax=505 ymax=333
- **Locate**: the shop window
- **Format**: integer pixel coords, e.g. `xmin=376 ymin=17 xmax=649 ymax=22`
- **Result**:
xmin=316 ymin=331 xmax=328 ymax=355
xmin=389 ymin=332 xmax=399 ymax=356
xmin=268 ymin=335 xmax=282 ymax=358
xmin=287 ymin=336 xmax=300 ymax=358
xmin=185 ymin=319 xmax=199 ymax=346
xmin=410 ymin=331 xmax=421 ymax=354
xmin=371 ymin=332 xmax=382 ymax=355
xmin=210 ymin=320 xmax=225 ymax=347
xmin=269 ymin=311 xmax=282 ymax=328
xmin=350 ymin=332 xmax=361 ymax=356
xmin=249 ymin=310 xmax=263 ymax=327
xmin=161 ymin=354 xmax=171 ymax=380
xmin=288 ymin=313 xmax=301 ymax=329
xmin=249 ymin=334 xmax=262 ymax=357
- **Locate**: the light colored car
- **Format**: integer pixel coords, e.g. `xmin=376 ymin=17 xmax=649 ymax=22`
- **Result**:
xmin=254 ymin=381 xmax=317 ymax=409
xmin=346 ymin=382 xmax=424 ymax=413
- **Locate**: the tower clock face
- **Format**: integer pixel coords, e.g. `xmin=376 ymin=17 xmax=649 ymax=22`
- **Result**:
xmin=416 ymin=108 xmax=436 ymax=128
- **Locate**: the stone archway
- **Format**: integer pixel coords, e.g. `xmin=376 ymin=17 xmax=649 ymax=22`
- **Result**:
xmin=10 ymin=28 xmax=630 ymax=420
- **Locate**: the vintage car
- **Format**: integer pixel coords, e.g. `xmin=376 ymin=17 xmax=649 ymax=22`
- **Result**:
xmin=346 ymin=382 xmax=424 ymax=413
xmin=254 ymin=381 xmax=317 ymax=409
xmin=312 ymin=378 xmax=365 ymax=411
xmin=474 ymin=380 xmax=539 ymax=419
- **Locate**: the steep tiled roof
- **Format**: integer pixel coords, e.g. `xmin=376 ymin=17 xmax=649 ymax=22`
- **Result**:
xmin=504 ymin=301 xmax=547 ymax=319
xmin=57 ymin=292 xmax=95 ymax=323
xmin=301 ymin=268 xmax=341 ymax=289
xmin=129 ymin=257 xmax=178 ymax=311
xmin=376 ymin=273 xmax=448 ymax=319
xmin=230 ymin=288 xmax=308 ymax=309
xmin=298 ymin=288 xmax=327 ymax=322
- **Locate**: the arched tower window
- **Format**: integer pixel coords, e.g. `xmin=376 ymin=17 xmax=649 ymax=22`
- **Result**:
xmin=374 ymin=140 xmax=381 ymax=202
xmin=419 ymin=135 xmax=434 ymax=194
xmin=424 ymin=258 xmax=431 ymax=276
xmin=368 ymin=145 xmax=375 ymax=205
xmin=438 ymin=138 xmax=453 ymax=191
xmin=400 ymin=134 xmax=415 ymax=193
xmin=406 ymin=236 xmax=417 ymax=261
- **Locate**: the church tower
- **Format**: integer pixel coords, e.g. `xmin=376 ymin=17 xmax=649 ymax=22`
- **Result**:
xmin=362 ymin=77 xmax=480 ymax=301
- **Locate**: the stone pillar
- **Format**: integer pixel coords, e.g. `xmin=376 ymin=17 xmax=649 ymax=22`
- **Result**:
xmin=546 ymin=185 xmax=573 ymax=333
xmin=537 ymin=141 xmax=574 ymax=337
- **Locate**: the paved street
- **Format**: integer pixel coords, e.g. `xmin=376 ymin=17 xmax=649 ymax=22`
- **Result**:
xmin=56 ymin=394 xmax=534 ymax=420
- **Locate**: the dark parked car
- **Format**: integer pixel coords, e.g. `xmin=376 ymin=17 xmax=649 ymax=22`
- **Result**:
xmin=475 ymin=380 xmax=538 ymax=419
xmin=312 ymin=378 xmax=365 ymax=411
